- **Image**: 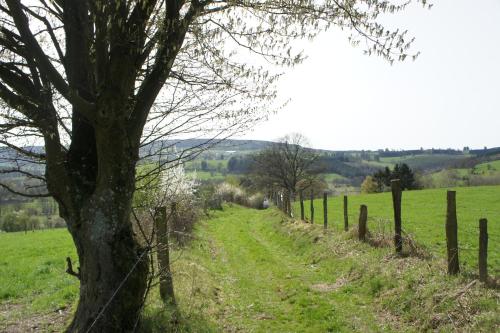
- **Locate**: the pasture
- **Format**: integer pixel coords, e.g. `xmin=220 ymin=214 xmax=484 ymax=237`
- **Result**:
xmin=321 ymin=173 xmax=347 ymax=183
xmin=379 ymin=154 xmax=468 ymax=169
xmin=1 ymin=190 xmax=498 ymax=331
xmin=0 ymin=229 xmax=77 ymax=331
xmin=476 ymin=160 xmax=500 ymax=173
xmin=294 ymin=185 xmax=500 ymax=275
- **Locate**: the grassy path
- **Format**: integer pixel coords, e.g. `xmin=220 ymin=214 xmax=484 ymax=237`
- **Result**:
xmin=165 ymin=205 xmax=499 ymax=333
xmin=201 ymin=209 xmax=375 ymax=332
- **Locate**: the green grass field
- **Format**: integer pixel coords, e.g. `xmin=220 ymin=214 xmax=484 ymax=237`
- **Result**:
xmin=429 ymin=168 xmax=470 ymax=179
xmin=1 ymin=204 xmax=498 ymax=332
xmin=358 ymin=160 xmax=393 ymax=168
xmin=321 ymin=173 xmax=347 ymax=182
xmin=380 ymin=154 xmax=468 ymax=170
xmin=294 ymin=185 xmax=500 ymax=275
xmin=0 ymin=229 xmax=78 ymax=331
xmin=186 ymin=170 xmax=226 ymax=181
xmin=476 ymin=160 xmax=500 ymax=173
xmin=185 ymin=159 xmax=228 ymax=172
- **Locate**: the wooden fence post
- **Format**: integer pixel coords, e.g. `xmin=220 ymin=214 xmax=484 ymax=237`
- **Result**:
xmin=479 ymin=218 xmax=488 ymax=282
xmin=284 ymin=191 xmax=288 ymax=214
xmin=391 ymin=179 xmax=403 ymax=254
xmin=358 ymin=205 xmax=368 ymax=241
xmin=446 ymin=191 xmax=460 ymax=275
xmin=323 ymin=192 xmax=328 ymax=229
xmin=300 ymin=190 xmax=305 ymax=221
xmin=310 ymin=190 xmax=314 ymax=224
xmin=155 ymin=205 xmax=176 ymax=306
xmin=284 ymin=190 xmax=288 ymax=213
xmin=287 ymin=191 xmax=292 ymax=217
xmin=299 ymin=190 xmax=306 ymax=221
xmin=343 ymin=195 xmax=348 ymax=231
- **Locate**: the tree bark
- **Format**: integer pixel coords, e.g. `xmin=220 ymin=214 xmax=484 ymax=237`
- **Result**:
xmin=50 ymin=119 xmax=150 ymax=332
xmin=65 ymin=194 xmax=148 ymax=332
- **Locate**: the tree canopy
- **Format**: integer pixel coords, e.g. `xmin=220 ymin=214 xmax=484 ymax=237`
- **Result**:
xmin=373 ymin=163 xmax=418 ymax=191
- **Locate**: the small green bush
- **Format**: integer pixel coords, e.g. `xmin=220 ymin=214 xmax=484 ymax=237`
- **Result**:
xmin=214 ymin=182 xmax=266 ymax=210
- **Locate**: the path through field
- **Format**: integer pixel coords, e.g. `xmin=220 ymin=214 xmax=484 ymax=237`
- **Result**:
xmin=169 ymin=206 xmax=498 ymax=333
xmin=173 ymin=207 xmax=406 ymax=332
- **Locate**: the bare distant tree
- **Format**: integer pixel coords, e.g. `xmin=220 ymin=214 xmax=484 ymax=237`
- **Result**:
xmin=0 ymin=1 xmax=428 ymax=331
xmin=254 ymin=134 xmax=319 ymax=204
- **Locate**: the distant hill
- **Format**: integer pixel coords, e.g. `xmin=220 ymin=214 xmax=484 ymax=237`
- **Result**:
xmin=169 ymin=138 xmax=273 ymax=151
xmin=2 ymin=139 xmax=500 ymax=185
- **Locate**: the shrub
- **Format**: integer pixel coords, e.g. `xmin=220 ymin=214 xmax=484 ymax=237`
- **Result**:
xmin=198 ymin=184 xmax=222 ymax=212
xmin=134 ymin=164 xmax=201 ymax=245
xmin=214 ymin=182 xmax=267 ymax=210
xmin=47 ymin=216 xmax=66 ymax=228
xmin=215 ymin=182 xmax=245 ymax=204
xmin=361 ymin=176 xmax=379 ymax=194
xmin=247 ymin=193 xmax=265 ymax=209
xmin=468 ymin=174 xmax=500 ymax=186
xmin=28 ymin=216 xmax=40 ymax=230
xmin=0 ymin=212 xmax=31 ymax=232
xmin=0 ymin=213 xmax=18 ymax=232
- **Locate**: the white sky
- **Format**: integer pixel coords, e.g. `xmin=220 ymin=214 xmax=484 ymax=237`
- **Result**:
xmin=241 ymin=0 xmax=500 ymax=151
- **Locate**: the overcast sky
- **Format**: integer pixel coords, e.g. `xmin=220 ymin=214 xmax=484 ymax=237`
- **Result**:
xmin=241 ymin=0 xmax=500 ymax=151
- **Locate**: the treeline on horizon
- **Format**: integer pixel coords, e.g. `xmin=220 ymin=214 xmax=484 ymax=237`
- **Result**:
xmin=1 ymin=141 xmax=500 ymax=202
xmin=2 ymin=140 xmax=500 ymax=157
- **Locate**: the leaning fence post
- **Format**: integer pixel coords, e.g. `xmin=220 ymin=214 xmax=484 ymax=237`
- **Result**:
xmin=391 ymin=179 xmax=403 ymax=254
xmin=446 ymin=191 xmax=460 ymax=275
xmin=155 ymin=205 xmax=176 ymax=305
xmin=300 ymin=190 xmax=305 ymax=221
xmin=323 ymin=192 xmax=328 ymax=229
xmin=343 ymin=195 xmax=349 ymax=231
xmin=479 ymin=218 xmax=488 ymax=282
xmin=310 ymin=190 xmax=315 ymax=224
xmin=358 ymin=205 xmax=368 ymax=241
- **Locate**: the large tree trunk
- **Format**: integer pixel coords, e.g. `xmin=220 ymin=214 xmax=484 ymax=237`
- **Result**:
xmin=65 ymin=195 xmax=148 ymax=332
xmin=48 ymin=118 xmax=150 ymax=332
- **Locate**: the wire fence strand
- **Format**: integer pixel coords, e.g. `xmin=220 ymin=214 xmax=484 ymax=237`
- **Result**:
xmin=85 ymin=248 xmax=150 ymax=333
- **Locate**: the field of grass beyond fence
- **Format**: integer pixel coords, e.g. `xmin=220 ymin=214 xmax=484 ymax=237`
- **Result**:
xmin=294 ymin=185 xmax=500 ymax=276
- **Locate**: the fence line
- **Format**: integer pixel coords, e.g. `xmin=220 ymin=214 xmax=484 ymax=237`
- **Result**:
xmin=277 ymin=186 xmax=494 ymax=282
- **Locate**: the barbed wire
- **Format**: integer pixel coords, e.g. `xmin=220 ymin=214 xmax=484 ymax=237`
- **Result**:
xmin=85 ymin=248 xmax=151 ymax=333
